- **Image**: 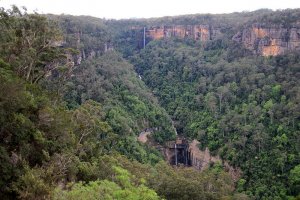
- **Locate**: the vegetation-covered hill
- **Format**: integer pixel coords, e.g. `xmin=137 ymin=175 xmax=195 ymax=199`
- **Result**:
xmin=0 ymin=5 xmax=299 ymax=200
xmin=131 ymin=38 xmax=300 ymax=199
xmin=114 ymin=8 xmax=300 ymax=199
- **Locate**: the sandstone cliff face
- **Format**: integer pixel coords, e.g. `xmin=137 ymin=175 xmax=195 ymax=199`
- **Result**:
xmin=233 ymin=24 xmax=300 ymax=56
xmin=65 ymin=31 xmax=113 ymax=66
xmin=163 ymin=139 xmax=241 ymax=182
xmin=189 ymin=140 xmax=241 ymax=182
xmin=145 ymin=25 xmax=220 ymax=42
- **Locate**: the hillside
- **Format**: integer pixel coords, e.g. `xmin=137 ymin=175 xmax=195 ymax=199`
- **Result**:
xmin=121 ymin=9 xmax=300 ymax=199
xmin=0 ymin=6 xmax=299 ymax=200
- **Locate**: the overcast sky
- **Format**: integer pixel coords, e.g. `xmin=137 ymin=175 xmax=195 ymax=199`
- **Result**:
xmin=2 ymin=0 xmax=300 ymax=19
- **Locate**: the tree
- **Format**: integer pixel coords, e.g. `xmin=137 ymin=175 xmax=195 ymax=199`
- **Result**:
xmin=53 ymin=166 xmax=161 ymax=200
xmin=216 ymin=84 xmax=230 ymax=113
xmin=289 ymin=165 xmax=300 ymax=195
xmin=205 ymin=92 xmax=218 ymax=114
xmin=0 ymin=6 xmax=73 ymax=84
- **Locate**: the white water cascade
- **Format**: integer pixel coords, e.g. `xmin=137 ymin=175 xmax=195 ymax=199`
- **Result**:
xmin=175 ymin=143 xmax=178 ymax=165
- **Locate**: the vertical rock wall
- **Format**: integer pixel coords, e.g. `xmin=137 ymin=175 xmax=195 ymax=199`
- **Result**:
xmin=144 ymin=25 xmax=219 ymax=42
xmin=233 ymin=23 xmax=300 ymax=56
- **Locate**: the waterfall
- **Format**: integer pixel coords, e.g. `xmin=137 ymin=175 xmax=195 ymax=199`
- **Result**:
xmin=172 ymin=120 xmax=178 ymax=135
xmin=175 ymin=143 xmax=178 ymax=165
xmin=143 ymin=27 xmax=146 ymax=48
xmin=185 ymin=146 xmax=188 ymax=165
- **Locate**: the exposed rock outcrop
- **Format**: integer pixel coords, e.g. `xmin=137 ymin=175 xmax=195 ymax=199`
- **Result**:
xmin=189 ymin=140 xmax=220 ymax=171
xmin=164 ymin=138 xmax=241 ymax=182
xmin=233 ymin=23 xmax=300 ymax=56
xmin=137 ymin=131 xmax=152 ymax=143
xmin=63 ymin=30 xmax=113 ymax=66
xmin=139 ymin=25 xmax=220 ymax=45
xmin=189 ymin=140 xmax=241 ymax=182
xmin=138 ymin=23 xmax=300 ymax=56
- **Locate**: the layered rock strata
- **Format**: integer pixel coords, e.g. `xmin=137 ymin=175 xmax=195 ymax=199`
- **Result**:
xmin=233 ymin=23 xmax=300 ymax=56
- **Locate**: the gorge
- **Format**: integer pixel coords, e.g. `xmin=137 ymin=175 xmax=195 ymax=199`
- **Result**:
xmin=131 ymin=23 xmax=300 ymax=56
xmin=0 ymin=6 xmax=299 ymax=200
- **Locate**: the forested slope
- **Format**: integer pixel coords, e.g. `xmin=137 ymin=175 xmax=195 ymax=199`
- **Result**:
xmin=0 ymin=6 xmax=235 ymax=200
xmin=130 ymin=37 xmax=300 ymax=199
xmin=0 ymin=5 xmax=299 ymax=200
xmin=107 ymin=8 xmax=300 ymax=200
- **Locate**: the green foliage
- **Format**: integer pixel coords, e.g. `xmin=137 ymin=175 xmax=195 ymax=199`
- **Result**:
xmin=0 ymin=56 xmax=162 ymax=198
xmin=289 ymin=165 xmax=300 ymax=196
xmin=50 ymin=14 xmax=110 ymax=54
xmin=0 ymin=63 xmax=75 ymax=198
xmin=13 ymin=166 xmax=53 ymax=200
xmin=130 ymin=36 xmax=300 ymax=199
xmin=1 ymin=4 xmax=300 ymax=200
xmin=64 ymin=51 xmax=175 ymax=143
xmin=237 ymin=178 xmax=247 ymax=192
xmin=148 ymin=162 xmax=234 ymax=200
xmin=0 ymin=6 xmax=72 ymax=84
xmin=53 ymin=166 xmax=161 ymax=200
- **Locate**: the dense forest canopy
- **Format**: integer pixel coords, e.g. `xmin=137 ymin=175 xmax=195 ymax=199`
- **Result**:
xmin=0 ymin=5 xmax=299 ymax=200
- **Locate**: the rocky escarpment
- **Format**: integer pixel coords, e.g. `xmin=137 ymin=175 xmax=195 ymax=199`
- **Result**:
xmin=188 ymin=140 xmax=241 ymax=182
xmin=67 ymin=31 xmax=114 ymax=65
xmin=233 ymin=23 xmax=300 ymax=56
xmin=163 ymin=138 xmax=241 ymax=182
xmin=136 ymin=23 xmax=300 ymax=56
xmin=146 ymin=25 xmax=220 ymax=41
